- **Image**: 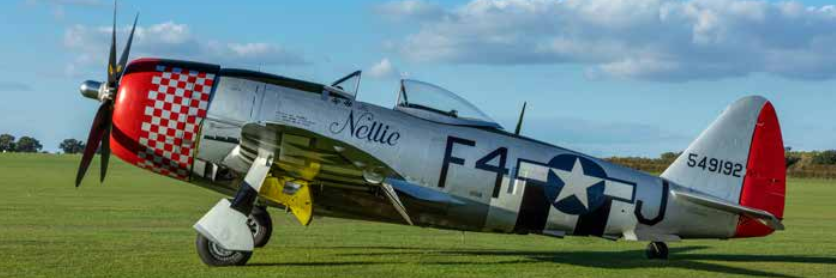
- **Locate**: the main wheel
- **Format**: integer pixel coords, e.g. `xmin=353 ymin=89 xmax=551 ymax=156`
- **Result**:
xmin=645 ymin=242 xmax=669 ymax=260
xmin=249 ymin=206 xmax=273 ymax=248
xmin=195 ymin=233 xmax=252 ymax=266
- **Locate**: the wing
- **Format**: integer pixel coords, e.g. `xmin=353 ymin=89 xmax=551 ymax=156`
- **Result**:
xmin=238 ymin=122 xmax=401 ymax=188
xmin=236 ymin=122 xmax=468 ymax=226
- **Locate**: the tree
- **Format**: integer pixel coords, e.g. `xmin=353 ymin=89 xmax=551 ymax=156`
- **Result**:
xmin=59 ymin=139 xmax=85 ymax=154
xmin=785 ymin=155 xmax=801 ymax=169
xmin=659 ymin=151 xmax=681 ymax=163
xmin=812 ymin=150 xmax=836 ymax=165
xmin=0 ymin=134 xmax=14 ymax=152
xmin=15 ymin=136 xmax=42 ymax=153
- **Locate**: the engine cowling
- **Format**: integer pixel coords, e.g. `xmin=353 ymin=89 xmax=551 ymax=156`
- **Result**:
xmin=111 ymin=58 xmax=220 ymax=180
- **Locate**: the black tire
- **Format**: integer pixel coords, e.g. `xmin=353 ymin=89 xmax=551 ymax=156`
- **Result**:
xmin=249 ymin=206 xmax=273 ymax=248
xmin=645 ymin=242 xmax=669 ymax=260
xmin=195 ymin=233 xmax=252 ymax=266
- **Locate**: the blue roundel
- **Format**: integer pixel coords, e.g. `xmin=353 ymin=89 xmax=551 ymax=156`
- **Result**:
xmin=543 ymin=154 xmax=608 ymax=215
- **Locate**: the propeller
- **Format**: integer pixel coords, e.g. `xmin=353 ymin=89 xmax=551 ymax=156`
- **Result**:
xmin=75 ymin=1 xmax=138 ymax=187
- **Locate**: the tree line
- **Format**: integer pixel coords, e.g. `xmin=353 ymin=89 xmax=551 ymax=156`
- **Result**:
xmin=606 ymin=148 xmax=836 ymax=179
xmin=0 ymin=133 xmax=84 ymax=154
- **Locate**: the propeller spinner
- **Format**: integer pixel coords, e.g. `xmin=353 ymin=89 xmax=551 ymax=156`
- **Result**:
xmin=75 ymin=4 xmax=139 ymax=187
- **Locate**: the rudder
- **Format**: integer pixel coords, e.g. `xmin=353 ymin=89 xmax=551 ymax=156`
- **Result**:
xmin=735 ymin=101 xmax=785 ymax=237
xmin=661 ymin=96 xmax=785 ymax=237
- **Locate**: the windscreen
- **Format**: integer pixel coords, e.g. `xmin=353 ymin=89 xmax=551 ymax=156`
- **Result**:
xmin=397 ymin=79 xmax=496 ymax=124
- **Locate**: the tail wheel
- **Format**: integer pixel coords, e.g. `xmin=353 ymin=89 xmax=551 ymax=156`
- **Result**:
xmin=645 ymin=242 xmax=669 ymax=260
xmin=195 ymin=233 xmax=252 ymax=266
xmin=248 ymin=206 xmax=273 ymax=248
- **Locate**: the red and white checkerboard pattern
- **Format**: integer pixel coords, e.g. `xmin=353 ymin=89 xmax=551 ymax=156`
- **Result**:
xmin=136 ymin=65 xmax=214 ymax=179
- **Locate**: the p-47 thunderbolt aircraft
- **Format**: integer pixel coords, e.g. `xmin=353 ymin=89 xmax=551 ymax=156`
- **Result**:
xmin=74 ymin=13 xmax=786 ymax=266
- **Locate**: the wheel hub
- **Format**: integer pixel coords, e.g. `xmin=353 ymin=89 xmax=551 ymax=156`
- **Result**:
xmin=246 ymin=215 xmax=261 ymax=238
xmin=208 ymin=241 xmax=235 ymax=258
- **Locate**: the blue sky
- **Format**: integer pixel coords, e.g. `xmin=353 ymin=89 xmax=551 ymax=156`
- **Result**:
xmin=0 ymin=0 xmax=834 ymax=157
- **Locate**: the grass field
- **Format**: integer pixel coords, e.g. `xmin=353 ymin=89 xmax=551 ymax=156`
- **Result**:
xmin=1 ymin=153 xmax=835 ymax=278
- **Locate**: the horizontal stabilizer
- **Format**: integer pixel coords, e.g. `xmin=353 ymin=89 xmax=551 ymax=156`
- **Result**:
xmin=384 ymin=178 xmax=466 ymax=206
xmin=672 ymin=188 xmax=784 ymax=231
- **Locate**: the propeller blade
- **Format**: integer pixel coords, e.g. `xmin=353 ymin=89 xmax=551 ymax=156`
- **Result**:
xmin=116 ymin=13 xmax=138 ymax=79
xmin=75 ymin=103 xmax=109 ymax=187
xmin=99 ymin=107 xmax=112 ymax=183
xmin=107 ymin=0 xmax=118 ymax=87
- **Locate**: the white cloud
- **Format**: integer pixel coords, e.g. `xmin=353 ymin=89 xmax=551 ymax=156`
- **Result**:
xmin=384 ymin=0 xmax=836 ymax=81
xmin=375 ymin=0 xmax=445 ymax=21
xmin=368 ymin=58 xmax=401 ymax=79
xmin=63 ymin=21 xmax=308 ymax=74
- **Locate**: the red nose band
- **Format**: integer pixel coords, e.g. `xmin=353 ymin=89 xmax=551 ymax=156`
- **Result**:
xmin=112 ymin=58 xmax=219 ymax=180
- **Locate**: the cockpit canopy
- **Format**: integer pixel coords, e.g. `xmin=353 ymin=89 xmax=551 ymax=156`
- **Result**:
xmin=396 ymin=79 xmax=502 ymax=129
xmin=328 ymin=71 xmax=502 ymax=129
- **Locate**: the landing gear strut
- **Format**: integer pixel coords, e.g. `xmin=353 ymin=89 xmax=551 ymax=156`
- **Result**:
xmin=645 ymin=242 xmax=669 ymax=260
xmin=195 ymin=207 xmax=274 ymax=266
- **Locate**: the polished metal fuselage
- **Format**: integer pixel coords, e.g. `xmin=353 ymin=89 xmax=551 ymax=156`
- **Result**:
xmin=191 ymin=75 xmax=740 ymax=241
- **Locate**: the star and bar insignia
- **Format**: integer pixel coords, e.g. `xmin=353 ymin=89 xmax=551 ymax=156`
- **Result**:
xmin=516 ymin=154 xmax=636 ymax=215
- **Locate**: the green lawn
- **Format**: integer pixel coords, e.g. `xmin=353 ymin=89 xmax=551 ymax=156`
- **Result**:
xmin=1 ymin=153 xmax=834 ymax=277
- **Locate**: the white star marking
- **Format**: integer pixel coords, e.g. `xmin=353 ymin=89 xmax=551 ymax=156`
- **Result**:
xmin=551 ymin=158 xmax=602 ymax=209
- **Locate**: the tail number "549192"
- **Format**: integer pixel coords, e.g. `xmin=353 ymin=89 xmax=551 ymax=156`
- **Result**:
xmin=686 ymin=153 xmax=743 ymax=178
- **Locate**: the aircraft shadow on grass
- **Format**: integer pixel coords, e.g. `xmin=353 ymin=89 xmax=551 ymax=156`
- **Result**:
xmin=252 ymin=245 xmax=836 ymax=278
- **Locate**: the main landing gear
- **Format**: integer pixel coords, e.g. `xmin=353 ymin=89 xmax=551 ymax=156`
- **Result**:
xmin=192 ymin=152 xmax=315 ymax=267
xmin=645 ymin=241 xmax=669 ymax=260
xmin=193 ymin=153 xmax=275 ymax=266
xmin=195 ymin=206 xmax=273 ymax=266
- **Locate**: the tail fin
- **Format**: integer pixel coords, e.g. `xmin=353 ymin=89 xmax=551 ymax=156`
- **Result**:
xmin=662 ymin=96 xmax=785 ymax=237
